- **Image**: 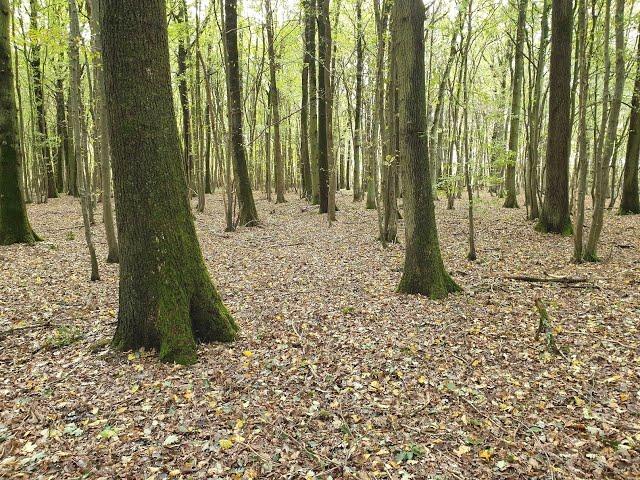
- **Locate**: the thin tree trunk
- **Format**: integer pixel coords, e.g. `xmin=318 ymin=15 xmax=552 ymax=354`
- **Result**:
xmin=503 ymin=0 xmax=527 ymax=208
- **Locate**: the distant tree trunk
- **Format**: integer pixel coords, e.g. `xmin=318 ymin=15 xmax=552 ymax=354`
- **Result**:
xmin=393 ymin=0 xmax=460 ymax=298
xmin=0 ymin=0 xmax=40 ymax=245
xmin=317 ymin=0 xmax=330 ymax=213
xmin=538 ymin=0 xmax=572 ymax=234
xmin=300 ymin=0 xmax=313 ymax=200
xmin=585 ymin=0 xmax=624 ymax=260
xmin=87 ymin=0 xmax=119 ymax=263
xmin=381 ymin=49 xmax=398 ymax=244
xmin=54 ymin=75 xmax=68 ymax=194
xmin=503 ymin=0 xmax=527 ymax=208
xmin=29 ymin=0 xmax=57 ymax=199
xmin=573 ymin=0 xmax=589 ymax=260
xmin=265 ymin=0 xmax=285 ymax=203
xmin=224 ymin=0 xmax=259 ymax=226
xmin=462 ymin=0 xmax=476 ymax=261
xmin=69 ymin=0 xmax=99 ymax=281
xmin=177 ymin=0 xmax=193 ymax=194
xmin=352 ymin=0 xmax=363 ymax=202
xmin=100 ymin=0 xmax=238 ymax=364
xmin=526 ymin=0 xmax=549 ymax=220
xmin=307 ymin=0 xmax=320 ymax=204
xmin=620 ymin=30 xmax=640 ymax=214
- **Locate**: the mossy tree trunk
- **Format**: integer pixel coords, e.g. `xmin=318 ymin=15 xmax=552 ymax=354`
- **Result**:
xmin=537 ymin=0 xmax=573 ymax=234
xmin=503 ymin=0 xmax=527 ymax=209
xmin=99 ymin=0 xmax=238 ymax=364
xmin=0 ymin=0 xmax=39 ymax=245
xmin=224 ymin=0 xmax=259 ymax=226
xmin=620 ymin=21 xmax=640 ymax=215
xmin=392 ymin=0 xmax=460 ymax=298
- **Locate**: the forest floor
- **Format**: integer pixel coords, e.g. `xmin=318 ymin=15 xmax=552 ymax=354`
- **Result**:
xmin=1 ymin=191 xmax=639 ymax=480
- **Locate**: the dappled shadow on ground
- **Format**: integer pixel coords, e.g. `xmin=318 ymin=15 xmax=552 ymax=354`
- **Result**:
xmin=1 ymin=191 xmax=638 ymax=479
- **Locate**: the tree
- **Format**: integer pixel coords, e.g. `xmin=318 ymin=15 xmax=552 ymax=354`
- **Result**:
xmin=0 ymin=0 xmax=39 ymax=245
xmin=265 ymin=0 xmax=285 ymax=203
xmin=585 ymin=0 xmax=624 ymax=260
xmin=307 ymin=0 xmax=320 ymax=205
xmin=573 ymin=0 xmax=589 ymax=261
xmin=224 ymin=0 xmax=259 ymax=226
xmin=503 ymin=0 xmax=527 ymax=208
xmin=620 ymin=30 xmax=640 ymax=215
xmin=317 ymin=0 xmax=330 ymax=213
xmin=300 ymin=0 xmax=313 ymax=200
xmin=87 ymin=0 xmax=119 ymax=263
xmin=99 ymin=0 xmax=238 ymax=364
xmin=525 ymin=0 xmax=550 ymax=220
xmin=392 ymin=0 xmax=460 ymax=298
xmin=352 ymin=0 xmax=363 ymax=202
xmin=537 ymin=0 xmax=573 ymax=234
xmin=29 ymin=0 xmax=57 ymax=198
xmin=68 ymin=0 xmax=99 ymax=281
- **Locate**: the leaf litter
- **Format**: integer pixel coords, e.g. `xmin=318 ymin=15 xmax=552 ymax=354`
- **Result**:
xmin=0 ymin=191 xmax=638 ymax=479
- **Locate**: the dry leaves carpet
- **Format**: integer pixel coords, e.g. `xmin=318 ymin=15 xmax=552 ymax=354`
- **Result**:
xmin=0 ymin=191 xmax=638 ymax=479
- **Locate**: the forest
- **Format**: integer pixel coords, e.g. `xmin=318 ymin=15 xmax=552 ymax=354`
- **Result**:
xmin=0 ymin=0 xmax=639 ymax=477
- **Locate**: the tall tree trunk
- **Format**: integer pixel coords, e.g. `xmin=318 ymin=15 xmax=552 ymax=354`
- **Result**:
xmin=87 ymin=0 xmax=119 ymax=262
xmin=69 ymin=0 xmax=99 ymax=281
xmin=100 ymin=0 xmax=238 ymax=364
xmin=585 ymin=0 xmax=624 ymax=260
xmin=526 ymin=0 xmax=549 ymax=220
xmin=573 ymin=0 xmax=589 ymax=260
xmin=393 ymin=0 xmax=459 ymax=298
xmin=317 ymin=0 xmax=330 ymax=213
xmin=503 ymin=0 xmax=527 ymax=208
xmin=620 ymin=30 xmax=640 ymax=214
xmin=224 ymin=0 xmax=259 ymax=226
xmin=177 ymin=0 xmax=193 ymax=194
xmin=265 ymin=0 xmax=285 ymax=203
xmin=300 ymin=0 xmax=313 ymax=200
xmin=352 ymin=0 xmax=363 ymax=202
xmin=0 ymin=0 xmax=40 ymax=245
xmin=538 ymin=0 xmax=573 ymax=234
xmin=29 ymin=0 xmax=57 ymax=199
xmin=54 ymin=75 xmax=67 ymax=194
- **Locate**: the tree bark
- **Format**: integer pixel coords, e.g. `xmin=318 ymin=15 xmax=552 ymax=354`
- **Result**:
xmin=317 ymin=0 xmax=330 ymax=213
xmin=0 ymin=0 xmax=40 ymax=245
xmin=537 ymin=0 xmax=573 ymax=234
xmin=99 ymin=0 xmax=238 ymax=364
xmin=393 ymin=0 xmax=460 ymax=298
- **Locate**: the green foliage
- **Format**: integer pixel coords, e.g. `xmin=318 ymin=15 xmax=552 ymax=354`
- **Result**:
xmin=45 ymin=326 xmax=83 ymax=350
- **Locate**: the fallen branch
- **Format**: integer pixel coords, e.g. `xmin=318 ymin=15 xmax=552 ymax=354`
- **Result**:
xmin=0 ymin=322 xmax=58 ymax=340
xmin=507 ymin=275 xmax=588 ymax=284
